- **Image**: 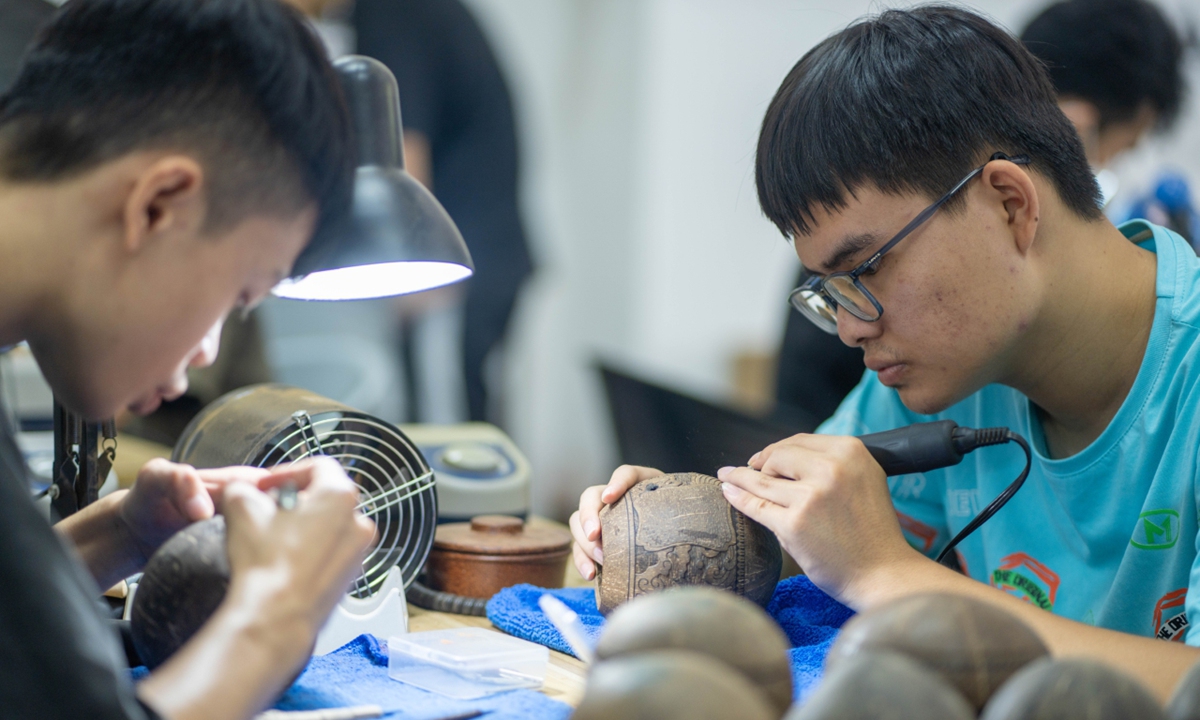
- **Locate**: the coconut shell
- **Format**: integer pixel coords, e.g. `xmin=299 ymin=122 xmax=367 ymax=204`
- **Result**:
xmin=596 ymin=472 xmax=782 ymax=615
xmin=572 ymin=649 xmax=775 ymax=720
xmin=595 ymin=586 xmax=792 ymax=717
xmin=981 ymin=658 xmax=1165 ymax=720
xmin=787 ymin=651 xmax=975 ymax=720
xmin=130 ymin=516 xmax=230 ymax=669
xmin=1168 ymin=659 xmax=1200 ymax=720
xmin=827 ymin=593 xmax=1048 ymax=711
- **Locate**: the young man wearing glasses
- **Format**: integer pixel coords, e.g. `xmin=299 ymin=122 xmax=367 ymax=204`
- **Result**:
xmin=571 ymin=5 xmax=1200 ymax=698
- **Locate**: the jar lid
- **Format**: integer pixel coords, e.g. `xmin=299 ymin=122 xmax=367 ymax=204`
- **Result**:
xmin=433 ymin=515 xmax=572 ymax=556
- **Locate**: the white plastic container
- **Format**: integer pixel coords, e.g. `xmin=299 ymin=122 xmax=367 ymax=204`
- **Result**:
xmin=387 ymin=628 xmax=549 ymax=699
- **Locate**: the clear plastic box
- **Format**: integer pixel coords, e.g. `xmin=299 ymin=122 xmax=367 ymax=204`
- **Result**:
xmin=387 ymin=628 xmax=550 ymax=699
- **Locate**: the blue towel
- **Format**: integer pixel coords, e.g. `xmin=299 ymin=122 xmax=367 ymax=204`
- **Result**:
xmin=765 ymin=575 xmax=856 ymax=701
xmin=486 ymin=576 xmax=854 ymax=703
xmin=484 ymin=584 xmax=605 ymax=656
xmin=134 ymin=635 xmax=571 ymax=720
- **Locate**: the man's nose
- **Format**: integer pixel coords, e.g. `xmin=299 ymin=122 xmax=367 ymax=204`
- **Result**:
xmin=837 ymin=307 xmax=882 ymax=348
xmin=189 ymin=319 xmax=224 ymax=369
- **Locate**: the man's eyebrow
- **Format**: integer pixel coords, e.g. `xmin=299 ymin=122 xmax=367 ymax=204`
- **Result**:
xmin=818 ymin=232 xmax=879 ymax=273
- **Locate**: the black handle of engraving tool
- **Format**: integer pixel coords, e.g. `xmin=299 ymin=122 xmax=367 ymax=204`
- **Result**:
xmin=858 ymin=420 xmax=964 ymax=476
xmin=856 ymin=420 xmax=1032 ymax=566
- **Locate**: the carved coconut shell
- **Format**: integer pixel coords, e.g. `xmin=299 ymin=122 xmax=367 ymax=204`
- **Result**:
xmin=595 ymin=586 xmax=792 ymax=718
xmin=596 ymin=472 xmax=782 ymax=615
xmin=981 ymin=658 xmax=1165 ymax=720
xmin=787 ymin=651 xmax=975 ymax=720
xmin=827 ymin=593 xmax=1048 ymax=711
xmin=1168 ymin=658 xmax=1200 ymax=720
xmin=572 ymin=649 xmax=775 ymax=720
xmin=130 ymin=516 xmax=230 ymax=669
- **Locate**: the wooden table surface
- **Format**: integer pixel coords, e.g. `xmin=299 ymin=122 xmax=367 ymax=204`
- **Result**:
xmin=408 ymin=598 xmax=589 ymax=708
xmin=408 ymin=516 xmax=591 ymax=708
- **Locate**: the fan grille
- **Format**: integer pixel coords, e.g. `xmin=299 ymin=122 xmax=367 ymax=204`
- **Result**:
xmin=254 ymin=411 xmax=436 ymax=598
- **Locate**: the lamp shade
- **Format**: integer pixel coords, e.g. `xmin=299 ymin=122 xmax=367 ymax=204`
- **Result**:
xmin=274 ymin=56 xmax=473 ymax=301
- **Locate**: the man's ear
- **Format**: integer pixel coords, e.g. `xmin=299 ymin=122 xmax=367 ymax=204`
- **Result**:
xmin=980 ymin=159 xmax=1040 ymax=256
xmin=122 ymin=156 xmax=206 ymax=253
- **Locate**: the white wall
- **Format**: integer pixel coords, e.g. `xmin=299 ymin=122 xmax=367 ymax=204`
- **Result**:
xmin=462 ymin=0 xmax=1200 ymax=518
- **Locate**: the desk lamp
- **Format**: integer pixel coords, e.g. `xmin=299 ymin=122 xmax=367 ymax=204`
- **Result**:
xmin=50 ymin=56 xmax=473 ymax=518
xmin=276 ymin=54 xmax=473 ymax=301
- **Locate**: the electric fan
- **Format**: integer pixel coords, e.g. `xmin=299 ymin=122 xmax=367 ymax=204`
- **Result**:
xmin=168 ymin=383 xmax=437 ymax=652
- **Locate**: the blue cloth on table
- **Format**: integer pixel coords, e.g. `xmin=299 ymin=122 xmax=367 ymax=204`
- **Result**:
xmin=133 ymin=635 xmax=571 ymax=720
xmin=484 ymin=584 xmax=605 ymax=656
xmin=486 ymin=575 xmax=854 ymax=703
xmin=765 ymin=575 xmax=856 ymax=701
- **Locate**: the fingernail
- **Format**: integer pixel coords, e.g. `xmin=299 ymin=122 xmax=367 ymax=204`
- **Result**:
xmin=721 ymin=482 xmax=741 ymax=498
xmin=594 ymin=547 xmax=604 ymax=564
xmin=184 ymin=494 xmax=211 ymax=520
xmin=749 ymin=452 xmax=761 ymax=465
xmin=717 ymin=466 xmax=734 ymax=480
xmin=585 ymin=564 xmax=595 ymax=581
xmin=584 ymin=519 xmax=599 ymax=538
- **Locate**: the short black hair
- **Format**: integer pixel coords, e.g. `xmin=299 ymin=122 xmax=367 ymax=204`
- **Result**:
xmin=1021 ymin=0 xmax=1185 ymax=131
xmin=0 ymin=0 xmax=353 ymax=276
xmin=756 ymin=5 xmax=1102 ymax=239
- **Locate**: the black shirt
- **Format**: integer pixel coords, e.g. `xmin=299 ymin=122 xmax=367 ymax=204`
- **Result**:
xmin=0 ymin=387 xmax=156 ymax=719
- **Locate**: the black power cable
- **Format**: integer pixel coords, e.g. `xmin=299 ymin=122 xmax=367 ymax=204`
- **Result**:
xmin=406 ymin=578 xmax=489 ymax=616
xmin=857 ymin=420 xmax=1033 ymax=566
xmin=933 ymin=429 xmax=1031 ymax=565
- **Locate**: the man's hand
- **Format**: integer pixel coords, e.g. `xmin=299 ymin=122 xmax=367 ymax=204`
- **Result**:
xmin=220 ymin=458 xmax=377 ymax=648
xmin=118 ymin=459 xmax=270 ymax=566
xmin=56 ymin=459 xmax=273 ymax=588
xmin=138 ymin=457 xmax=375 ymax=720
xmin=568 ymin=465 xmax=663 ymax=580
xmin=718 ymin=433 xmax=920 ymax=605
xmin=718 ymin=433 xmax=1200 ymax=703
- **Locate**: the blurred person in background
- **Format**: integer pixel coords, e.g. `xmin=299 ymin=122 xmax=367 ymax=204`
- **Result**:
xmin=773 ymin=0 xmax=1189 ymax=425
xmin=1023 ymin=0 xmax=1197 ymax=246
xmin=357 ymin=0 xmax=532 ymax=426
xmin=288 ymin=0 xmax=533 ymax=426
xmin=1022 ymin=0 xmax=1185 ymax=179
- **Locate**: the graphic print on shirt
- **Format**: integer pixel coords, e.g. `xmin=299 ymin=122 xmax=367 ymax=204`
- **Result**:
xmin=1154 ymin=588 xmax=1189 ymax=642
xmin=946 ymin=488 xmax=980 ymax=518
xmin=888 ymin=473 xmax=927 ymax=500
xmin=991 ymin=552 xmax=1060 ymax=610
xmin=896 ymin=511 xmax=937 ymax=554
xmin=1131 ymin=509 xmax=1181 ymax=550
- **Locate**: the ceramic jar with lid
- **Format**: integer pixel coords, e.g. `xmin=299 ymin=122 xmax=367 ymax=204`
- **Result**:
xmin=425 ymin=515 xmax=572 ymax=599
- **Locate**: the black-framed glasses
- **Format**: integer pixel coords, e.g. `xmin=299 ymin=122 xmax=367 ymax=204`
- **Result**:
xmin=789 ymin=152 xmax=1031 ymax=334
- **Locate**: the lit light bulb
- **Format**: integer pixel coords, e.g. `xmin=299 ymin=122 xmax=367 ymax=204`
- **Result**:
xmin=273 ymin=261 xmax=472 ymax=301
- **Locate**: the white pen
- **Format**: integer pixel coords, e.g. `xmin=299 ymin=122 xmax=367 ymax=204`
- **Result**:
xmin=538 ymin=594 xmax=595 ymax=663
